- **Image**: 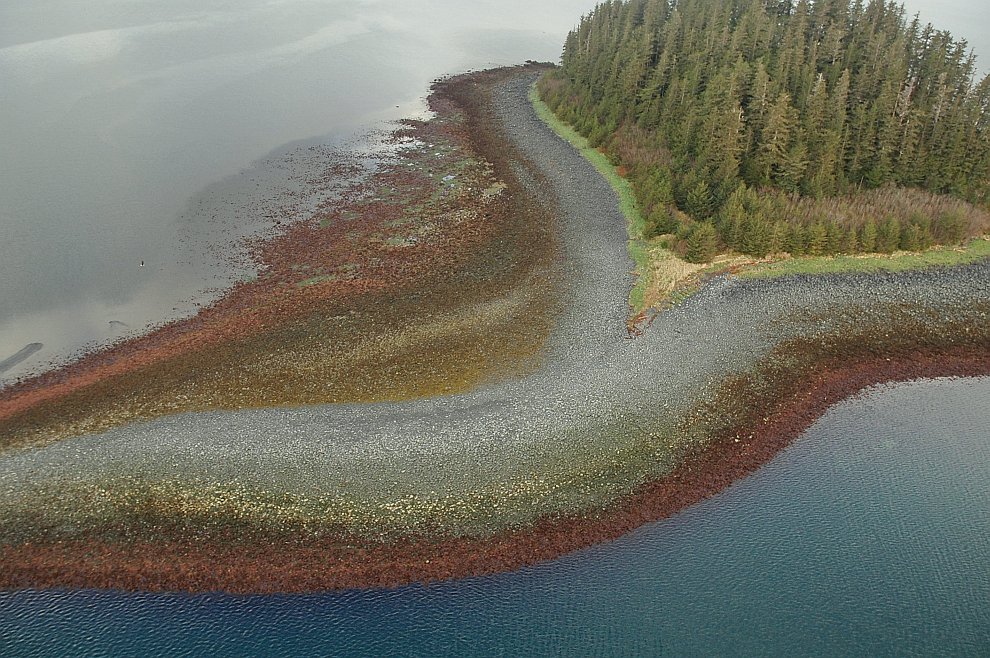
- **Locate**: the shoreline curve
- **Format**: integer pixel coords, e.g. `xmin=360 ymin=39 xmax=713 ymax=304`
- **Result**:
xmin=2 ymin=350 xmax=986 ymax=593
xmin=1 ymin=66 xmax=988 ymax=593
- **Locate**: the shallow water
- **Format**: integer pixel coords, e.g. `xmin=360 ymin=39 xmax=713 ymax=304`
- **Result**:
xmin=1 ymin=376 xmax=987 ymax=656
xmin=0 ymin=0 xmax=602 ymax=383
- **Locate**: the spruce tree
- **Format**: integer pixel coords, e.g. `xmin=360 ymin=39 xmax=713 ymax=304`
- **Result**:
xmin=547 ymin=0 xmax=990 ymax=259
xmin=686 ymin=222 xmax=719 ymax=262
xmin=859 ymin=219 xmax=878 ymax=252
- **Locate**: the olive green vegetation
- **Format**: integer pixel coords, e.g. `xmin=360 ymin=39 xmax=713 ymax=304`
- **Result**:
xmin=539 ymin=0 xmax=990 ymax=264
xmin=740 ymin=237 xmax=990 ymax=279
xmin=530 ymin=82 xmax=656 ymax=312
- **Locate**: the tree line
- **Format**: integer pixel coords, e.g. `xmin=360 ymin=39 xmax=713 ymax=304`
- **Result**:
xmin=539 ymin=0 xmax=990 ymax=261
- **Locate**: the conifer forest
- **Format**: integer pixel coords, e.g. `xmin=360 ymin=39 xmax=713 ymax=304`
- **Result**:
xmin=539 ymin=0 xmax=990 ymax=261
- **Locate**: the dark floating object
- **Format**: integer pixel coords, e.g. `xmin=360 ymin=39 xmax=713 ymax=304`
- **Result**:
xmin=0 ymin=343 xmax=43 ymax=374
xmin=108 ymin=320 xmax=130 ymax=329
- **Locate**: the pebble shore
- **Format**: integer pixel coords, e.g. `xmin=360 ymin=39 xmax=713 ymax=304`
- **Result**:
xmin=1 ymin=68 xmax=988 ymax=592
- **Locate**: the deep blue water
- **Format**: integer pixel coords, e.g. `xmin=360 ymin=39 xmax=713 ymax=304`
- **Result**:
xmin=2 ymin=376 xmax=989 ymax=656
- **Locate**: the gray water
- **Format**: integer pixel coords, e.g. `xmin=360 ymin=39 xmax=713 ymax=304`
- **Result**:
xmin=0 ymin=0 xmax=602 ymax=383
xmin=1 ymin=376 xmax=987 ymax=656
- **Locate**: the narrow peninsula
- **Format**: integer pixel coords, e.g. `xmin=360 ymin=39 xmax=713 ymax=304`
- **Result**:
xmin=2 ymin=0 xmax=989 ymax=594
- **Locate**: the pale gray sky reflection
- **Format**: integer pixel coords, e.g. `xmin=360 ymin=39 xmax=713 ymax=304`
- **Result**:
xmin=0 ymin=0 xmax=601 ymax=382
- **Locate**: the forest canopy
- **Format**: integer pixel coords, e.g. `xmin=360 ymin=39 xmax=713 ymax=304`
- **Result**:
xmin=539 ymin=0 xmax=990 ymax=261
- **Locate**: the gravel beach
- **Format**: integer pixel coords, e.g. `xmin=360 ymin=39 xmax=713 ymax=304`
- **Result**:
xmin=1 ymin=70 xmax=988 ymax=591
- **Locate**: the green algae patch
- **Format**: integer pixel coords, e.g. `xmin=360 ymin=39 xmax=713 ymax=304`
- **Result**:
xmin=738 ymin=237 xmax=990 ymax=279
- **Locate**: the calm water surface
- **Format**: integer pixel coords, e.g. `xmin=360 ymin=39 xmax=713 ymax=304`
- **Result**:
xmin=1 ymin=376 xmax=988 ymax=656
xmin=0 ymin=0 xmax=601 ymax=382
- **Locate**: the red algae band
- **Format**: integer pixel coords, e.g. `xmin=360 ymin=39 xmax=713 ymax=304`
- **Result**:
xmin=1 ymin=348 xmax=986 ymax=594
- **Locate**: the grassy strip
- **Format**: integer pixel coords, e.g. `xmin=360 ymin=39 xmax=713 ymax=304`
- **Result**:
xmin=529 ymin=82 xmax=653 ymax=312
xmin=739 ymin=237 xmax=990 ymax=279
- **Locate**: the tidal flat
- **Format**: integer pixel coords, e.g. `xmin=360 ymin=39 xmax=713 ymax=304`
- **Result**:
xmin=1 ymin=66 xmax=988 ymax=593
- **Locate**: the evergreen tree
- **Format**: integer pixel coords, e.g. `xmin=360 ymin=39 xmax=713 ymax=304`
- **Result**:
xmin=686 ymin=222 xmax=720 ymax=262
xmin=859 ymin=219 xmax=878 ymax=252
xmin=684 ymin=179 xmax=715 ymax=219
xmin=787 ymin=224 xmax=808 ymax=255
xmin=841 ymin=225 xmax=859 ymax=253
xmin=877 ymin=216 xmax=903 ymax=252
xmin=900 ymin=222 xmax=923 ymax=251
xmin=824 ymin=220 xmax=844 ymax=254
xmin=757 ymin=93 xmax=798 ymax=186
xmin=546 ymin=0 xmax=990 ymax=259
xmin=806 ymin=222 xmax=828 ymax=255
